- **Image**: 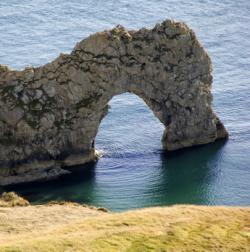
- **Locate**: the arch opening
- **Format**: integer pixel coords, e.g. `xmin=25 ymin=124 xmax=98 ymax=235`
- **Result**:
xmin=95 ymin=92 xmax=165 ymax=158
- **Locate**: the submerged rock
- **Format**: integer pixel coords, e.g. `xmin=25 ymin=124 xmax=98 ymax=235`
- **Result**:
xmin=0 ymin=19 xmax=228 ymax=185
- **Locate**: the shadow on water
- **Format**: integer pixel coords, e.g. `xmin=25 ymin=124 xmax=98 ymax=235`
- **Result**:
xmin=0 ymin=139 xmax=227 ymax=210
xmin=3 ymin=162 xmax=97 ymax=204
xmin=154 ymin=139 xmax=227 ymax=206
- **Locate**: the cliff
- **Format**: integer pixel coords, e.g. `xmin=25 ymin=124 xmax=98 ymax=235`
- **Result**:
xmin=0 ymin=19 xmax=228 ymax=185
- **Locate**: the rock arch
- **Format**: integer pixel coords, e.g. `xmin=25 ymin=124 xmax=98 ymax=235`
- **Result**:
xmin=0 ymin=20 xmax=228 ymax=185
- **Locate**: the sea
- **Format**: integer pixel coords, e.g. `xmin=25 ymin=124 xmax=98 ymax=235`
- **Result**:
xmin=0 ymin=0 xmax=249 ymax=211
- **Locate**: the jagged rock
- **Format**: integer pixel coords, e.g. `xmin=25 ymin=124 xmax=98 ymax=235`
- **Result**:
xmin=42 ymin=84 xmax=56 ymax=97
xmin=40 ymin=113 xmax=55 ymax=129
xmin=21 ymin=93 xmax=30 ymax=104
xmin=34 ymin=89 xmax=43 ymax=99
xmin=0 ymin=161 xmax=70 ymax=186
xmin=0 ymin=107 xmax=24 ymax=126
xmin=0 ymin=19 xmax=228 ymax=185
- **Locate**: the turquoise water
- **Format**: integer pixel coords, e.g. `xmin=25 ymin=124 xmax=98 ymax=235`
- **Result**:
xmin=0 ymin=0 xmax=249 ymax=211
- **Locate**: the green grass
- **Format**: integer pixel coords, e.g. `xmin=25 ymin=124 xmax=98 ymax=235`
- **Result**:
xmin=0 ymin=198 xmax=249 ymax=251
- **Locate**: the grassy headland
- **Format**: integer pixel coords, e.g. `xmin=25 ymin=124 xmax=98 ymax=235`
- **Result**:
xmin=0 ymin=193 xmax=249 ymax=251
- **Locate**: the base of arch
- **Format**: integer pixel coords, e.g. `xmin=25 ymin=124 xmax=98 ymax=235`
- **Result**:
xmin=162 ymin=118 xmax=229 ymax=151
xmin=0 ymin=150 xmax=99 ymax=186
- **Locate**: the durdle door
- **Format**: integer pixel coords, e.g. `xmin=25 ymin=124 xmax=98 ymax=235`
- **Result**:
xmin=0 ymin=19 xmax=228 ymax=185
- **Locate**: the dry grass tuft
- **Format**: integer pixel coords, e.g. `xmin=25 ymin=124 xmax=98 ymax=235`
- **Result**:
xmin=47 ymin=201 xmax=109 ymax=212
xmin=0 ymin=192 xmax=29 ymax=207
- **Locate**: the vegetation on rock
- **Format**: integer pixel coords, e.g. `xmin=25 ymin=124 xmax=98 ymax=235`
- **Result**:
xmin=0 ymin=192 xmax=29 ymax=207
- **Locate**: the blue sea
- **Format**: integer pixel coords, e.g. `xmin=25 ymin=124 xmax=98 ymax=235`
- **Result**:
xmin=0 ymin=0 xmax=249 ymax=211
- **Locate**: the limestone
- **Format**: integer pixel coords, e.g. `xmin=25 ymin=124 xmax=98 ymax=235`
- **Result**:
xmin=42 ymin=84 xmax=56 ymax=97
xmin=0 ymin=161 xmax=70 ymax=186
xmin=34 ymin=89 xmax=43 ymax=99
xmin=0 ymin=107 xmax=24 ymax=126
xmin=0 ymin=19 xmax=228 ymax=185
xmin=40 ymin=113 xmax=55 ymax=129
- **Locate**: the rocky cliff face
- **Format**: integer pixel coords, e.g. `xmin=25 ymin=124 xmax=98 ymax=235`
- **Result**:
xmin=0 ymin=20 xmax=228 ymax=185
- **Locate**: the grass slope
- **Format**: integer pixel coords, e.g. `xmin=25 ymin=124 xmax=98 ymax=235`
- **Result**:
xmin=0 ymin=199 xmax=249 ymax=252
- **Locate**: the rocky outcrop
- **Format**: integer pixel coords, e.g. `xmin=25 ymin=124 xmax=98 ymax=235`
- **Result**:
xmin=0 ymin=19 xmax=228 ymax=185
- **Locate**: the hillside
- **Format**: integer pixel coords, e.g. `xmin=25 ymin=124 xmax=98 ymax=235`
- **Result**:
xmin=0 ymin=194 xmax=249 ymax=251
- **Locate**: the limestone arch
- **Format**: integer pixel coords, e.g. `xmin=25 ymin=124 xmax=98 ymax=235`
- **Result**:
xmin=0 ymin=20 xmax=228 ymax=185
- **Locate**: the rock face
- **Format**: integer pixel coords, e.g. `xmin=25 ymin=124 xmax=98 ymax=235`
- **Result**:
xmin=0 ymin=20 xmax=228 ymax=185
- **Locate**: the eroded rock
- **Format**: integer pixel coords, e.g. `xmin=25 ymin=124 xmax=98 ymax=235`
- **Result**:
xmin=0 ymin=19 xmax=228 ymax=185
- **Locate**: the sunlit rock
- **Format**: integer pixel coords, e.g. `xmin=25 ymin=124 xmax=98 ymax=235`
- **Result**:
xmin=0 ymin=19 xmax=228 ymax=185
